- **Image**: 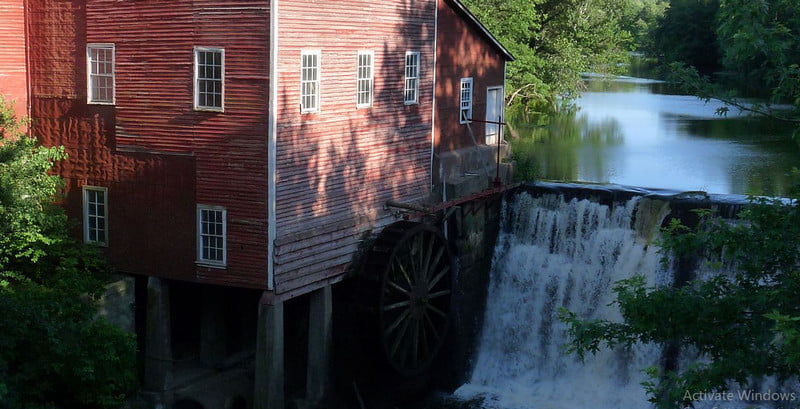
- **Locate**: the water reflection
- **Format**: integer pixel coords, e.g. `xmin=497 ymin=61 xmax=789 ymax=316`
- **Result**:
xmin=511 ymin=78 xmax=800 ymax=196
xmin=513 ymin=114 xmax=624 ymax=182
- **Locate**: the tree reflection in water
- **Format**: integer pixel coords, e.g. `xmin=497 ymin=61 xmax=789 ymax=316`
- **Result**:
xmin=510 ymin=112 xmax=624 ymax=184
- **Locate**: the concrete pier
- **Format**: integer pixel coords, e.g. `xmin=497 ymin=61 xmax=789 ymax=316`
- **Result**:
xmin=254 ymin=293 xmax=284 ymax=409
xmin=306 ymin=285 xmax=332 ymax=404
xmin=144 ymin=276 xmax=173 ymax=392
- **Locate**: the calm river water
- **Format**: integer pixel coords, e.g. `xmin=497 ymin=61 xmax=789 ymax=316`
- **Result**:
xmin=512 ymin=77 xmax=800 ymax=197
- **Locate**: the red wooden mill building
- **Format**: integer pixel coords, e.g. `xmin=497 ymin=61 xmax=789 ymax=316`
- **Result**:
xmin=0 ymin=0 xmax=513 ymax=407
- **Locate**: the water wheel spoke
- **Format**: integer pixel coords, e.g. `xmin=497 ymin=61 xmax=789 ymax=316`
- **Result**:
xmin=427 ymin=265 xmax=451 ymax=292
xmin=427 ymin=289 xmax=451 ymax=299
xmin=425 ymin=303 xmax=447 ymax=318
xmin=419 ymin=314 xmax=430 ymax=359
xmin=382 ymin=299 xmax=412 ymax=312
xmin=421 ymin=233 xmax=436 ymax=282
xmin=425 ymin=247 xmax=445 ymax=283
xmin=384 ymin=307 xmax=411 ymax=337
xmin=386 ymin=279 xmax=411 ymax=297
xmin=410 ymin=316 xmax=420 ymax=366
xmin=395 ymin=260 xmax=414 ymax=289
xmin=409 ymin=234 xmax=425 ymax=282
xmin=422 ymin=309 xmax=440 ymax=340
xmin=395 ymin=318 xmax=415 ymax=366
xmin=388 ymin=311 xmax=412 ymax=358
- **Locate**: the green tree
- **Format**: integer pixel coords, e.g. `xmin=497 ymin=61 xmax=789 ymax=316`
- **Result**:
xmin=462 ymin=0 xmax=639 ymax=112
xmin=622 ymin=0 xmax=669 ymax=54
xmin=714 ymin=0 xmax=800 ymax=111
xmin=652 ymin=0 xmax=799 ymax=128
xmin=561 ymin=195 xmax=800 ymax=409
xmin=0 ymin=96 xmax=136 ymax=409
xmin=652 ymin=0 xmax=721 ymax=74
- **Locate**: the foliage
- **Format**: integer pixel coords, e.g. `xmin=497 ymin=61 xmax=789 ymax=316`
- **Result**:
xmin=561 ymin=198 xmax=800 ymax=409
xmin=715 ymin=0 xmax=800 ymax=94
xmin=651 ymin=0 xmax=800 ymax=132
xmin=622 ymin=0 xmax=669 ymax=55
xmin=0 ymin=96 xmax=137 ymax=409
xmin=651 ymin=0 xmax=721 ymax=74
xmin=0 ymin=283 xmax=137 ymax=409
xmin=462 ymin=0 xmax=653 ymax=113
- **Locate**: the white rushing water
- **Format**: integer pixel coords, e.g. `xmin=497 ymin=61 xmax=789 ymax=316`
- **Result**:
xmin=454 ymin=192 xmax=673 ymax=409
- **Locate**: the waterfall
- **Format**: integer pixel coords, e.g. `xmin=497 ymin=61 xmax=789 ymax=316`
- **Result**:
xmin=454 ymin=192 xmax=673 ymax=409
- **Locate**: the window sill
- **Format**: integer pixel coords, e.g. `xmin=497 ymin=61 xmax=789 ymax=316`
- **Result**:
xmin=88 ymin=101 xmax=115 ymax=106
xmin=196 ymin=261 xmax=227 ymax=269
xmin=194 ymin=107 xmax=224 ymax=113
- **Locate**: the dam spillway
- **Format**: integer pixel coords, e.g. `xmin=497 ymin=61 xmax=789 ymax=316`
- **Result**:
xmin=450 ymin=182 xmax=755 ymax=409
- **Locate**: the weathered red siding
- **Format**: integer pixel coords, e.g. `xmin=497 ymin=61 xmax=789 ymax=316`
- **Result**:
xmin=26 ymin=0 xmax=271 ymax=288
xmin=273 ymin=0 xmax=437 ymax=298
xmin=40 ymin=102 xmax=199 ymax=281
xmin=27 ymin=0 xmax=83 ymax=99
xmin=27 ymin=0 xmax=199 ymax=281
xmin=435 ymin=0 xmax=506 ymax=152
xmin=0 ymin=0 xmax=28 ymax=119
xmin=84 ymin=0 xmax=271 ymax=287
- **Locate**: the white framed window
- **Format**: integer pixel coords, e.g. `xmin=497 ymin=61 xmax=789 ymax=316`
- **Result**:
xmin=356 ymin=50 xmax=374 ymax=108
xmin=197 ymin=205 xmax=227 ymax=267
xmin=87 ymin=44 xmax=115 ymax=104
xmin=404 ymin=51 xmax=420 ymax=104
xmin=194 ymin=47 xmax=224 ymax=111
xmin=460 ymin=77 xmax=473 ymax=124
xmin=83 ymin=186 xmax=108 ymax=246
xmin=301 ymin=50 xmax=320 ymax=113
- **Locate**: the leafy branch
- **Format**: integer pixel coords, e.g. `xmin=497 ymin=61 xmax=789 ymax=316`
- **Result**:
xmin=561 ymin=198 xmax=800 ymax=409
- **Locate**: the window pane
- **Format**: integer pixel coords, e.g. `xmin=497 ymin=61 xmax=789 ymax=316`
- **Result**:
xmin=196 ymin=49 xmax=223 ymax=109
xmin=404 ymin=52 xmax=419 ymax=104
xmin=301 ymin=52 xmax=319 ymax=112
xmin=88 ymin=45 xmax=114 ymax=103
xmin=460 ymin=79 xmax=473 ymax=123
xmin=357 ymin=52 xmax=373 ymax=107
xmin=84 ymin=188 xmax=107 ymax=244
xmin=198 ymin=207 xmax=225 ymax=263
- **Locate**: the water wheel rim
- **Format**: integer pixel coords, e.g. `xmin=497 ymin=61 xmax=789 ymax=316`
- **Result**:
xmin=378 ymin=225 xmax=453 ymax=376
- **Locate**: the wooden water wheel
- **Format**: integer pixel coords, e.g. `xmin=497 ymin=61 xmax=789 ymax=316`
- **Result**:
xmin=363 ymin=221 xmax=454 ymax=377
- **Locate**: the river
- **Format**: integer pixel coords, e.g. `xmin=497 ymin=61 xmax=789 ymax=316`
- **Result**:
xmin=511 ymin=76 xmax=800 ymax=197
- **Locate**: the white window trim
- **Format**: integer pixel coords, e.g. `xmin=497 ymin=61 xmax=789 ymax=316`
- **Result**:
xmin=356 ymin=50 xmax=374 ymax=108
xmin=196 ymin=204 xmax=227 ymax=268
xmin=86 ymin=43 xmax=115 ymax=105
xmin=193 ymin=47 xmax=225 ymax=112
xmin=82 ymin=186 xmax=108 ymax=246
xmin=404 ymin=51 xmax=420 ymax=105
xmin=300 ymin=50 xmax=321 ymax=113
xmin=460 ymin=77 xmax=473 ymax=124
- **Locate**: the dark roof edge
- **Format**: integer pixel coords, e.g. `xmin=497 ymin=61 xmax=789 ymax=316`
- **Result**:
xmin=446 ymin=0 xmax=515 ymax=61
